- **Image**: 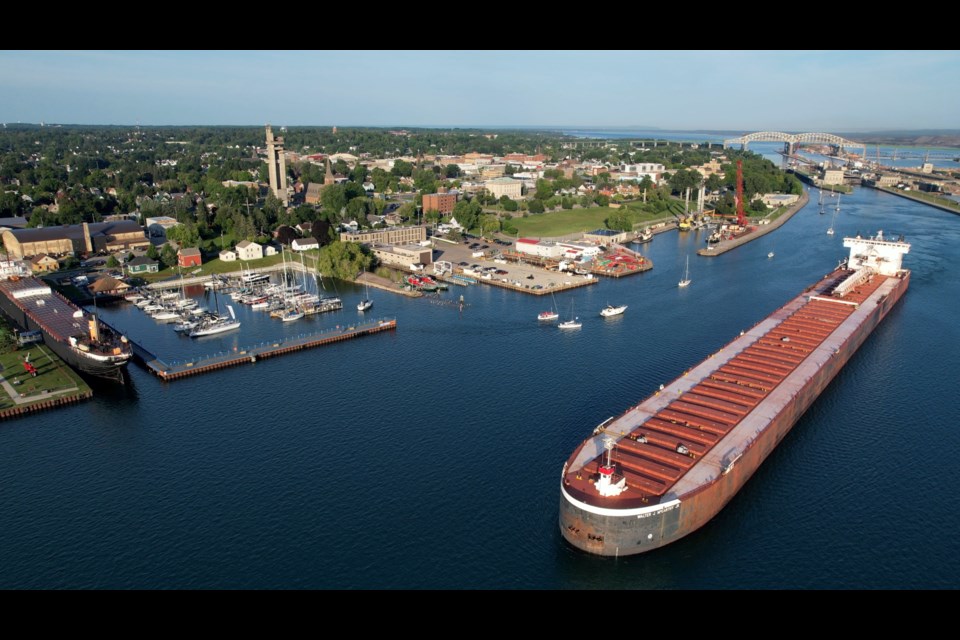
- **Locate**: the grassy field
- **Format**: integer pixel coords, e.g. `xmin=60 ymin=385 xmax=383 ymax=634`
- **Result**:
xmin=137 ymin=249 xmax=321 ymax=283
xmin=0 ymin=344 xmax=90 ymax=410
xmin=511 ymin=206 xmax=678 ymax=238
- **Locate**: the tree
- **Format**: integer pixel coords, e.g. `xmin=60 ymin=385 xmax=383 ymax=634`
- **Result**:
xmin=321 ymin=184 xmax=347 ymax=218
xmin=397 ymin=202 xmax=417 ymax=222
xmin=424 ymin=209 xmax=441 ymax=225
xmin=479 ymin=213 xmax=500 ymax=236
xmin=606 ymin=209 xmax=634 ymax=232
xmin=668 ymin=168 xmax=700 ymax=195
xmin=316 ymin=241 xmax=373 ymax=281
xmin=391 ymin=159 xmax=414 ymax=177
xmin=528 ymin=199 xmax=545 ymax=214
xmin=535 ymin=179 xmax=554 ymax=201
xmin=146 ymin=244 xmax=159 ymax=260
xmin=370 ymin=168 xmax=395 ymax=194
xmin=106 ymin=255 xmax=120 ymax=269
xmin=350 ymin=164 xmax=368 ymax=184
xmin=160 ymin=244 xmax=177 ymax=269
xmin=452 ymin=199 xmax=481 ymax=232
xmin=444 ymin=164 xmax=461 ymax=179
xmin=413 ymin=169 xmax=437 ymax=194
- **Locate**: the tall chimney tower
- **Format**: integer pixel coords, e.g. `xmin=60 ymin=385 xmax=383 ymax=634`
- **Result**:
xmin=265 ymin=124 xmax=288 ymax=204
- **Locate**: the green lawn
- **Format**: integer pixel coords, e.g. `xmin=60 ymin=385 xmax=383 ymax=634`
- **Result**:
xmin=511 ymin=208 xmax=619 ymax=237
xmin=0 ymin=345 xmax=90 ymax=410
xmin=511 ymin=206 xmax=679 ymax=238
xmin=137 ymin=249 xmax=321 ymax=282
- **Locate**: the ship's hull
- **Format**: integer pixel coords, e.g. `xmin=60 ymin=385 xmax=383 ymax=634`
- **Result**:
xmin=560 ymin=271 xmax=910 ymax=556
xmin=0 ymin=284 xmax=130 ymax=384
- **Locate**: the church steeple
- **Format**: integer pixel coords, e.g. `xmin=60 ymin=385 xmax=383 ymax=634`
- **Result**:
xmin=324 ymin=158 xmax=335 ymax=186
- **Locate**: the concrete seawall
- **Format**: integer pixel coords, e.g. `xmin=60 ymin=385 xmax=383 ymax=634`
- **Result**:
xmin=867 ymin=184 xmax=960 ymax=216
xmin=697 ymin=189 xmax=810 ymax=258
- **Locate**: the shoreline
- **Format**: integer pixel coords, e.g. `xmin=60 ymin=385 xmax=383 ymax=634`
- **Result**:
xmin=697 ymin=188 xmax=811 ymax=257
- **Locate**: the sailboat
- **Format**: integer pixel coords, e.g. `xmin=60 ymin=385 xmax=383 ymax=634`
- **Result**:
xmin=357 ymin=267 xmax=373 ymax=312
xmin=272 ymin=248 xmax=304 ymax=321
xmin=189 ymin=304 xmax=241 ymax=337
xmin=818 ymin=189 xmax=825 ymax=215
xmin=827 ymin=194 xmax=840 ymax=236
xmin=558 ymin=299 xmax=581 ymax=329
xmin=538 ymin=290 xmax=559 ymax=321
xmin=600 ymin=303 xmax=627 ymax=317
xmin=678 ymin=256 xmax=692 ymax=288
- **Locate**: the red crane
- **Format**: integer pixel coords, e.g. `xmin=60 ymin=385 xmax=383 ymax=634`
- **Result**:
xmin=735 ymin=159 xmax=748 ymax=227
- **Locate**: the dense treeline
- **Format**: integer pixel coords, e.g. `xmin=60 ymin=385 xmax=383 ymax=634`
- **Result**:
xmin=0 ymin=124 xmax=799 ymax=259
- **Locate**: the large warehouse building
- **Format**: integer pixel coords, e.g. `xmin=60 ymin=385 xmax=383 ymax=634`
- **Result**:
xmin=1 ymin=221 xmax=151 ymax=259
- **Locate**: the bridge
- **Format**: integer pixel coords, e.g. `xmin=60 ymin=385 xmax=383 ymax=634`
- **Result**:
xmin=724 ymin=132 xmax=867 ymax=157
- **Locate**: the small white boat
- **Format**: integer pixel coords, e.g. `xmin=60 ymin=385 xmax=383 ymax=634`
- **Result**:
xmin=600 ymin=304 xmax=627 ymax=318
xmin=357 ymin=299 xmax=373 ymax=312
xmin=678 ymin=256 xmax=692 ymax=288
xmin=559 ymin=317 xmax=581 ymax=330
xmin=538 ymin=310 xmax=559 ymax=321
xmin=768 ymin=251 xmax=775 ymax=259
xmin=280 ymin=308 xmax=305 ymax=322
xmin=151 ymin=310 xmax=181 ymax=322
xmin=172 ymin=319 xmax=197 ymax=333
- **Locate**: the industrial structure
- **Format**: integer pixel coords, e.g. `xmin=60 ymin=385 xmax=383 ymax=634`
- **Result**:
xmin=265 ymin=124 xmax=289 ymax=204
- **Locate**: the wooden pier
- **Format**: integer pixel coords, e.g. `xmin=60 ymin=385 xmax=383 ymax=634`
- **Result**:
xmin=133 ymin=318 xmax=397 ymax=381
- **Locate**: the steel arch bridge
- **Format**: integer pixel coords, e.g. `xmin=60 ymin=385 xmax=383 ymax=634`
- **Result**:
xmin=723 ymin=132 xmax=866 ymax=156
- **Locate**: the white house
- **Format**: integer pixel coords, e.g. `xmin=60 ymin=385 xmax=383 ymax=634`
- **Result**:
xmin=235 ymin=240 xmax=263 ymax=261
xmin=219 ymin=249 xmax=237 ymax=262
xmin=291 ymin=237 xmax=319 ymax=252
xmin=264 ymin=244 xmax=278 ymax=256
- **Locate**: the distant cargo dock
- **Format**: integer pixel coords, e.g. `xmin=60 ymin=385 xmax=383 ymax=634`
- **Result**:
xmin=124 ymin=318 xmax=397 ymax=381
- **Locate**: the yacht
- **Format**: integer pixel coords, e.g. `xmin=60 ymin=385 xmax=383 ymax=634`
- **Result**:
xmin=600 ymin=304 xmax=627 ymax=317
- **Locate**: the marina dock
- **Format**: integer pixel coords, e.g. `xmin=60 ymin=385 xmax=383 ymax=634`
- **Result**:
xmin=131 ymin=318 xmax=397 ymax=381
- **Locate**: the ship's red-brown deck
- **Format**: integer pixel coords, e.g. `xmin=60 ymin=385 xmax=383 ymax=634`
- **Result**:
xmin=0 ymin=277 xmax=89 ymax=341
xmin=563 ymin=268 xmax=891 ymax=507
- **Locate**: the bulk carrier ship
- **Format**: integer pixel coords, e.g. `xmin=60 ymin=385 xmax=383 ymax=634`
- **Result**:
xmin=559 ymin=232 xmax=911 ymax=556
xmin=0 ymin=261 xmax=132 ymax=383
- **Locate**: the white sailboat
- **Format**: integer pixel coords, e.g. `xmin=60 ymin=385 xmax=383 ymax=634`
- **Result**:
xmin=827 ymin=194 xmax=840 ymax=236
xmin=678 ymin=256 xmax=692 ymax=288
xmin=558 ymin=300 xmax=581 ymax=329
xmin=357 ymin=267 xmax=373 ymax=312
xmin=538 ymin=290 xmax=559 ymax=321
xmin=189 ymin=305 xmax=241 ymax=337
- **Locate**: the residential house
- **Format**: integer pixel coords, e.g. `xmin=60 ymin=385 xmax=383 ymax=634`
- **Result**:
xmin=127 ymin=256 xmax=159 ymax=274
xmin=291 ymin=237 xmax=319 ymax=252
xmin=235 ymin=240 xmax=263 ymax=261
xmin=178 ymin=247 xmax=202 ymax=268
xmin=29 ymin=254 xmax=59 ymax=273
xmin=219 ymin=249 xmax=237 ymax=262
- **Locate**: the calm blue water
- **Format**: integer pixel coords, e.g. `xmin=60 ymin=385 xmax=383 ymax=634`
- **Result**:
xmin=1 ymin=187 xmax=958 ymax=588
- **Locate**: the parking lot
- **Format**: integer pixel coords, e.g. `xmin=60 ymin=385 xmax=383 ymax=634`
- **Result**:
xmin=432 ymin=234 xmax=596 ymax=293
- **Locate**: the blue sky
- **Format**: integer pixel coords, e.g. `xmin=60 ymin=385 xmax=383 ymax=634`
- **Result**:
xmin=0 ymin=50 xmax=956 ymax=131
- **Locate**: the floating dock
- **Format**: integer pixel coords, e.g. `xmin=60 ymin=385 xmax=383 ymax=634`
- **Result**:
xmin=134 ymin=318 xmax=397 ymax=381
